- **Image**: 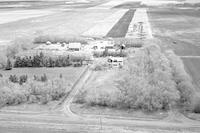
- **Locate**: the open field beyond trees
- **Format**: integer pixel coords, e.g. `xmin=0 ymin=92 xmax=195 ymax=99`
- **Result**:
xmin=148 ymin=8 xmax=200 ymax=90
xmin=0 ymin=5 xmax=115 ymax=43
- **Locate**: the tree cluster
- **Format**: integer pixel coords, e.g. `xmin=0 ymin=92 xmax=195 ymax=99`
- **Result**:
xmin=14 ymin=52 xmax=72 ymax=68
xmin=9 ymin=75 xmax=28 ymax=85
xmin=76 ymin=45 xmax=189 ymax=112
xmin=33 ymin=74 xmax=48 ymax=82
xmin=93 ymin=50 xmax=126 ymax=58
xmin=0 ymin=76 xmax=70 ymax=107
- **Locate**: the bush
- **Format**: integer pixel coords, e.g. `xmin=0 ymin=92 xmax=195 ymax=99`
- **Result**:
xmin=19 ymin=75 xmax=28 ymax=85
xmin=33 ymin=74 xmax=48 ymax=82
xmin=41 ymin=74 xmax=48 ymax=82
xmin=9 ymin=75 xmax=28 ymax=85
xmin=93 ymin=50 xmax=127 ymax=58
xmin=91 ymin=59 xmax=109 ymax=71
xmin=9 ymin=75 xmax=18 ymax=83
xmin=84 ymin=87 xmax=119 ymax=107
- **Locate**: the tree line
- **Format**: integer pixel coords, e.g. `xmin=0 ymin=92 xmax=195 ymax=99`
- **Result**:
xmin=14 ymin=52 xmax=85 ymax=68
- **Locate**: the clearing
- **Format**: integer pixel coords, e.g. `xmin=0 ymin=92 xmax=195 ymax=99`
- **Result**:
xmin=0 ymin=67 xmax=85 ymax=83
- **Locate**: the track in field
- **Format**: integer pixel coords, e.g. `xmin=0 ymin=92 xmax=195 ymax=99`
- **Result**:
xmin=106 ymin=9 xmax=135 ymax=38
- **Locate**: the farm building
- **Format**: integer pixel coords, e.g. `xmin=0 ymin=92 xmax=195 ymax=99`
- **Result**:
xmin=88 ymin=39 xmax=115 ymax=51
xmin=68 ymin=42 xmax=82 ymax=51
xmin=108 ymin=57 xmax=123 ymax=68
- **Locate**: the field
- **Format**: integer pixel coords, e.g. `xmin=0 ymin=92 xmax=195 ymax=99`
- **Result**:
xmin=0 ymin=67 xmax=85 ymax=83
xmin=106 ymin=9 xmax=135 ymax=38
xmin=0 ymin=0 xmax=112 ymax=43
xmin=0 ymin=10 xmax=54 ymax=25
xmin=82 ymin=9 xmax=127 ymax=37
xmin=148 ymin=7 xmax=200 ymax=89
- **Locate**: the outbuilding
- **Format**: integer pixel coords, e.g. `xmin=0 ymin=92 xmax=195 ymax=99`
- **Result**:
xmin=108 ymin=57 xmax=124 ymax=68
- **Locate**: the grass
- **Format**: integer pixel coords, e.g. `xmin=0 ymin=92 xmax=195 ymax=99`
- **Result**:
xmin=106 ymin=9 xmax=135 ymax=38
xmin=0 ymin=67 xmax=85 ymax=83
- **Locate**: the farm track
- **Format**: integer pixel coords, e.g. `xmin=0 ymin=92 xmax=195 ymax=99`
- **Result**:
xmin=52 ymin=66 xmax=90 ymax=111
xmin=106 ymin=9 xmax=135 ymax=38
